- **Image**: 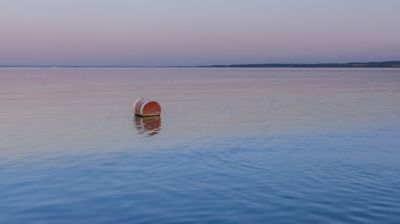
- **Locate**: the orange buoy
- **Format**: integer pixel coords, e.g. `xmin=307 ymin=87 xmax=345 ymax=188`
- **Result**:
xmin=133 ymin=97 xmax=161 ymax=117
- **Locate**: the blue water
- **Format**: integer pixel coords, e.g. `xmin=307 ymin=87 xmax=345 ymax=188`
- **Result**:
xmin=1 ymin=68 xmax=400 ymax=223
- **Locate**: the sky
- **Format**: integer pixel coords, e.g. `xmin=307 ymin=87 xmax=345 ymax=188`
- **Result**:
xmin=1 ymin=0 xmax=400 ymax=66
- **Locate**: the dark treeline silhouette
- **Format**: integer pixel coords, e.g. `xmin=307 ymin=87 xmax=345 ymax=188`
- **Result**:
xmin=203 ymin=61 xmax=400 ymax=68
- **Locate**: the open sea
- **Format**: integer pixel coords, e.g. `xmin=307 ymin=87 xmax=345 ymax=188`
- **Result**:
xmin=1 ymin=68 xmax=400 ymax=224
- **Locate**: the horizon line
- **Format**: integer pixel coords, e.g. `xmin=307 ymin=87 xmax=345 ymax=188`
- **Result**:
xmin=1 ymin=60 xmax=400 ymax=68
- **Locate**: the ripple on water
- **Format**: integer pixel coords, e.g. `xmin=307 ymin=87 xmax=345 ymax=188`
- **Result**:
xmin=1 ymin=68 xmax=400 ymax=223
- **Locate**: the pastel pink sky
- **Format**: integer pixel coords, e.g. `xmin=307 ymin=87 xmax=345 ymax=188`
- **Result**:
xmin=1 ymin=0 xmax=400 ymax=66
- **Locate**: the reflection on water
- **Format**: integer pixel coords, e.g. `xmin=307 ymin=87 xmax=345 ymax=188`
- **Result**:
xmin=134 ymin=116 xmax=161 ymax=136
xmin=1 ymin=68 xmax=400 ymax=224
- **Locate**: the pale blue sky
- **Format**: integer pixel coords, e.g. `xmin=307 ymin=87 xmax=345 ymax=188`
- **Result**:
xmin=1 ymin=0 xmax=400 ymax=66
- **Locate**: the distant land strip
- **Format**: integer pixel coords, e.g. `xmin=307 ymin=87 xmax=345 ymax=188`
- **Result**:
xmin=201 ymin=61 xmax=400 ymax=68
xmin=1 ymin=61 xmax=400 ymax=68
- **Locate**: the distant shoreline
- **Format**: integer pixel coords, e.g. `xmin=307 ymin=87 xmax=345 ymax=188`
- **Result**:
xmin=1 ymin=61 xmax=400 ymax=68
xmin=201 ymin=61 xmax=400 ymax=68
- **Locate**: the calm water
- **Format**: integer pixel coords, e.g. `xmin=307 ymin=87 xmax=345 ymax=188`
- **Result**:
xmin=1 ymin=68 xmax=400 ymax=223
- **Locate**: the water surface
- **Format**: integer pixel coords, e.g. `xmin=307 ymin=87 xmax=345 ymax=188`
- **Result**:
xmin=1 ymin=68 xmax=400 ymax=223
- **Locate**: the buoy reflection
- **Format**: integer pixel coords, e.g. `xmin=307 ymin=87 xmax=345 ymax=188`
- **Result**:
xmin=134 ymin=116 xmax=161 ymax=136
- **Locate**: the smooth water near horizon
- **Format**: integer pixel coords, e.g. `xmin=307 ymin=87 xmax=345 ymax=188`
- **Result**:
xmin=1 ymin=68 xmax=400 ymax=223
